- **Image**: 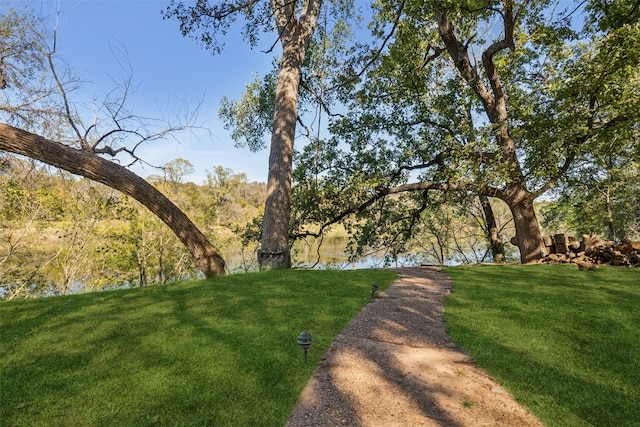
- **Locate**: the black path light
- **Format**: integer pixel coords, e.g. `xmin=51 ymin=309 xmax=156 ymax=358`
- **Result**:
xmin=297 ymin=331 xmax=312 ymax=362
xmin=371 ymin=282 xmax=379 ymax=298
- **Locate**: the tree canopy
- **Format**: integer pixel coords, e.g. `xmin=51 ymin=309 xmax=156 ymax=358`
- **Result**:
xmin=165 ymin=0 xmax=359 ymax=269
xmin=2 ymin=0 xmax=638 ymax=284
xmin=286 ymin=0 xmax=639 ymax=262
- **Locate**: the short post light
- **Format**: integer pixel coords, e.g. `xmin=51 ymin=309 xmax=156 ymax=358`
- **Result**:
xmin=297 ymin=331 xmax=312 ymax=362
xmin=371 ymin=282 xmax=379 ymax=298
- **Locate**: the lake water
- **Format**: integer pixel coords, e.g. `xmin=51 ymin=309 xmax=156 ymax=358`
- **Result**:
xmin=0 ymin=235 xmax=436 ymax=299
xmin=222 ymin=234 xmax=427 ymax=273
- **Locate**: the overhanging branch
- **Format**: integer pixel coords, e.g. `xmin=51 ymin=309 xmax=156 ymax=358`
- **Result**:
xmin=0 ymin=123 xmax=226 ymax=277
xmin=294 ymin=177 xmax=504 ymax=241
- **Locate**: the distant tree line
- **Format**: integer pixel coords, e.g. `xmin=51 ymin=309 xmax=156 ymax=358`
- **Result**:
xmin=3 ymin=149 xmax=637 ymax=299
xmin=0 ymin=156 xmax=265 ymax=299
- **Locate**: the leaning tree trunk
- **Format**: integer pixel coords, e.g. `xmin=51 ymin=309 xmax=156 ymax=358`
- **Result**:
xmin=0 ymin=123 xmax=226 ymax=278
xmin=437 ymin=7 xmax=547 ymax=263
xmin=503 ymin=184 xmax=545 ymax=263
xmin=479 ymin=195 xmax=505 ymax=262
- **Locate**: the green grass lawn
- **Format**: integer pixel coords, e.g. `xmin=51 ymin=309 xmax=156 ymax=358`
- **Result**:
xmin=0 ymin=269 xmax=397 ymax=427
xmin=443 ymin=264 xmax=640 ymax=427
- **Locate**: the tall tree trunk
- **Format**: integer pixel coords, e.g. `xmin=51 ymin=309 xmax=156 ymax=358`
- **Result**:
xmin=258 ymin=0 xmax=323 ymax=270
xmin=438 ymin=6 xmax=544 ymax=263
xmin=0 ymin=123 xmax=226 ymax=278
xmin=479 ymin=195 xmax=505 ymax=262
xmin=258 ymin=48 xmax=300 ymax=269
xmin=503 ymin=184 xmax=545 ymax=263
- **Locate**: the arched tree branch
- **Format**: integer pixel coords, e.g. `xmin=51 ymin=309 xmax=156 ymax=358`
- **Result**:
xmin=0 ymin=123 xmax=226 ymax=277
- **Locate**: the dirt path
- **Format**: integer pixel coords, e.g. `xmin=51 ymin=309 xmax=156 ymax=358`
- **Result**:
xmin=285 ymin=267 xmax=544 ymax=427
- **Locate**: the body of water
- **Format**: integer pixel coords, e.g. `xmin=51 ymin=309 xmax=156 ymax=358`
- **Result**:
xmin=223 ymin=234 xmax=427 ymax=273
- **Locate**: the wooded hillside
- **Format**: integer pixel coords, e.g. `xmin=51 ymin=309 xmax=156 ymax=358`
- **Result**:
xmin=1 ymin=156 xmax=265 ymax=298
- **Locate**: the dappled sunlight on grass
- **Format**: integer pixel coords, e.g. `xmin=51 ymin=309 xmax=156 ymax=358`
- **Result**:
xmin=443 ymin=265 xmax=640 ymax=427
xmin=1 ymin=269 xmax=397 ymax=426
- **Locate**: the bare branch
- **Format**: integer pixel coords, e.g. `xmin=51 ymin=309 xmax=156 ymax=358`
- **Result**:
xmin=264 ymin=0 xmax=296 ymax=53
xmin=299 ymin=79 xmax=344 ymax=118
xmin=47 ymin=30 xmax=87 ymax=149
xmin=481 ymin=1 xmax=515 ymax=108
xmin=416 ymin=43 xmax=446 ymax=71
xmin=388 ymin=151 xmax=447 ymax=182
xmin=271 ymin=0 xmax=297 ymax=35
xmin=329 ymin=0 xmax=406 ymax=91
xmin=211 ymin=0 xmax=262 ymax=20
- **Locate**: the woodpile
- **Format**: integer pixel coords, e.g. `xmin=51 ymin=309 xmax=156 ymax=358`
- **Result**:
xmin=512 ymin=234 xmax=640 ymax=269
xmin=546 ymin=234 xmax=640 ymax=269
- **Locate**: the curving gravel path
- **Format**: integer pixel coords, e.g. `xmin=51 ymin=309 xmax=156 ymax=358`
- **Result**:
xmin=285 ymin=266 xmax=544 ymax=427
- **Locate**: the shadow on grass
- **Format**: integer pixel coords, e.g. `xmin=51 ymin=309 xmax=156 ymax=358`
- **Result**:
xmin=449 ymin=321 xmax=640 ymax=427
xmin=1 ymin=270 xmax=398 ymax=426
xmin=443 ymin=264 xmax=640 ymax=427
xmin=287 ymin=267 xmax=495 ymax=426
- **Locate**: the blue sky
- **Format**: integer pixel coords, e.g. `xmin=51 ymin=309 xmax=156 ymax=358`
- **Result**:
xmin=9 ymin=1 xmax=589 ymax=186
xmin=22 ymin=0 xmax=278 ymax=183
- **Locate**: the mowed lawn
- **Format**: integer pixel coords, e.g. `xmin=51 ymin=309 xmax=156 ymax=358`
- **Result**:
xmin=3 ymin=265 xmax=638 ymax=427
xmin=1 ymin=269 xmax=397 ymax=427
xmin=443 ymin=264 xmax=640 ymax=427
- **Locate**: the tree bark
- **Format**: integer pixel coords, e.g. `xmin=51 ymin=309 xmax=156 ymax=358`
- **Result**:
xmin=479 ymin=196 xmax=505 ymax=262
xmin=258 ymin=0 xmax=322 ymax=270
xmin=503 ymin=185 xmax=546 ymax=263
xmin=0 ymin=123 xmax=226 ymax=278
xmin=258 ymin=48 xmax=300 ymax=269
xmin=437 ymin=5 xmax=545 ymax=264
xmin=604 ymin=186 xmax=616 ymax=241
